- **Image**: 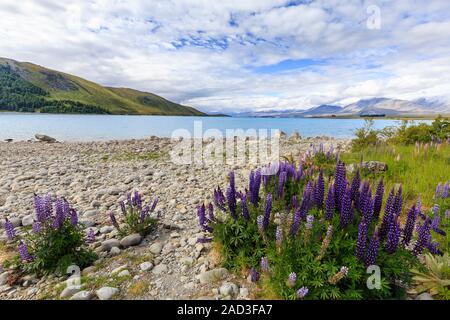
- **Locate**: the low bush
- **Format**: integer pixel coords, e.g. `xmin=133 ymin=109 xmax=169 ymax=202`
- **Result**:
xmin=5 ymin=195 xmax=97 ymax=275
xmin=199 ymin=163 xmax=442 ymax=299
xmin=110 ymin=191 xmax=159 ymax=238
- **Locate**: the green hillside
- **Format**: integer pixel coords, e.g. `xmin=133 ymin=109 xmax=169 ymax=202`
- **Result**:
xmin=0 ymin=57 xmax=205 ymax=115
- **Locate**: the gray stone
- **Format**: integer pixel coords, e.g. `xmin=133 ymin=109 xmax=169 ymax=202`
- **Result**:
xmin=96 ymin=287 xmax=119 ymax=300
xmin=83 ymin=210 xmax=98 ymax=218
xmin=416 ymin=292 xmax=433 ymax=300
xmin=180 ymin=257 xmax=195 ymax=267
xmin=120 ymin=233 xmax=142 ymax=248
xmin=111 ymin=265 xmax=128 ymax=275
xmin=362 ymin=161 xmax=388 ymax=173
xmin=152 ymin=264 xmax=168 ymax=275
xmin=70 ymin=290 xmax=92 ymax=300
xmin=197 ymin=268 xmax=228 ymax=284
xmin=219 ymin=282 xmax=239 ymax=296
xmin=81 ymin=266 xmax=96 ymax=276
xmin=35 ymin=134 xmax=56 ymax=143
xmin=109 ymin=246 xmax=121 ymax=256
xmin=100 ymin=226 xmax=114 ymax=234
xmin=99 ymin=239 xmax=120 ymax=252
xmin=9 ymin=217 xmax=22 ymax=228
xmin=149 ymin=242 xmax=163 ymax=254
xmin=117 ymin=270 xmax=130 ymax=277
xmin=139 ymin=261 xmax=154 ymax=272
xmin=60 ymin=285 xmax=81 ymax=298
xmin=239 ymin=287 xmax=249 ymax=298
xmin=0 ymin=272 xmax=11 ymax=286
xmin=21 ymin=214 xmax=35 ymax=227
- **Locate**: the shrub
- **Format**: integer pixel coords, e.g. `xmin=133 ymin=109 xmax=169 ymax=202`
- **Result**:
xmin=409 ymin=253 xmax=450 ymax=299
xmin=7 ymin=195 xmax=97 ymax=275
xmin=352 ymin=119 xmax=381 ymax=151
xmin=199 ymin=163 xmax=441 ymax=300
xmin=110 ymin=191 xmax=159 ymax=238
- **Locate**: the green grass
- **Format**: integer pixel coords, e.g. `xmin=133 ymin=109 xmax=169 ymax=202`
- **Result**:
xmin=341 ymin=143 xmax=450 ymax=208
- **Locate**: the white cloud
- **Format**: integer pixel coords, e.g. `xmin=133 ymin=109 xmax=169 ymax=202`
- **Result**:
xmin=0 ymin=0 xmax=450 ymax=112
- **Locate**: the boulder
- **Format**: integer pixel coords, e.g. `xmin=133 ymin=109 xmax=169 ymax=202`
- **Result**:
xmin=96 ymin=287 xmax=119 ymax=300
xmin=197 ymin=268 xmax=228 ymax=284
xmin=362 ymin=161 xmax=388 ymax=173
xmin=35 ymin=134 xmax=56 ymax=143
xmin=120 ymin=233 xmax=142 ymax=248
xmin=99 ymin=239 xmax=120 ymax=252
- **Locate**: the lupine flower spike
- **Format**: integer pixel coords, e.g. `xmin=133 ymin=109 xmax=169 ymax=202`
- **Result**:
xmin=296 ymin=287 xmax=309 ymax=299
xmin=329 ymin=266 xmax=349 ymax=285
xmin=287 ymin=272 xmax=297 ymax=288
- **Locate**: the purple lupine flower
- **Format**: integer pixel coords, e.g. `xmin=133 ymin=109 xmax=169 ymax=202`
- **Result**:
xmin=32 ymin=222 xmax=41 ymax=234
xmin=306 ymin=215 xmax=314 ymax=229
xmin=214 ymin=187 xmax=226 ymax=211
xmin=350 ymin=170 xmax=360 ymax=203
xmin=263 ymin=193 xmax=272 ymax=230
xmin=87 ymin=228 xmax=96 ymax=243
xmin=373 ymin=179 xmax=384 ymax=221
xmin=355 ymin=219 xmax=368 ymax=260
xmin=276 ymin=226 xmax=283 ymax=247
xmin=296 ymin=287 xmax=309 ymax=299
xmin=70 ymin=209 xmax=78 ymax=226
xmin=208 ymin=203 xmax=215 ymax=221
xmin=4 ymin=219 xmax=15 ymax=240
xmin=315 ymin=169 xmax=325 ymax=209
xmin=393 ymin=185 xmax=403 ymax=217
xmin=291 ymin=195 xmax=299 ymax=210
xmin=300 ymin=181 xmax=313 ymax=213
xmin=445 ymin=210 xmax=450 ymax=219
xmin=250 ymin=267 xmax=260 ymax=282
xmin=18 ymin=241 xmax=33 ymax=262
xmin=334 ymin=163 xmax=347 ymax=210
xmin=358 ymin=182 xmax=370 ymax=213
xmin=413 ymin=219 xmax=432 ymax=256
xmin=433 ymin=204 xmax=440 ymax=217
xmin=134 ymin=191 xmax=142 ymax=209
xmin=380 ymin=188 xmax=395 ymax=238
xmin=127 ymin=192 xmax=132 ymax=207
xmin=226 ymin=186 xmax=237 ymax=220
xmin=277 ymin=171 xmax=287 ymax=199
xmin=197 ymin=237 xmax=213 ymax=243
xmin=340 ymin=266 xmax=349 ymax=277
xmin=240 ymin=194 xmax=250 ymax=220
xmin=150 ymin=197 xmax=158 ymax=212
xmin=385 ymin=218 xmax=401 ymax=254
xmin=287 ymin=272 xmax=297 ymax=288
xmin=140 ymin=206 xmax=150 ymax=223
xmin=365 ymin=231 xmax=380 ymax=267
xmin=435 ymin=183 xmax=442 ymax=199
xmin=325 ymin=184 xmax=335 ymax=221
xmin=340 ymin=188 xmax=353 ymax=229
xmin=197 ymin=204 xmax=206 ymax=226
xmin=402 ymin=205 xmax=417 ymax=246
xmin=261 ymin=257 xmax=269 ymax=273
xmin=290 ymin=208 xmax=302 ymax=236
xmin=34 ymin=195 xmax=44 ymax=223
xmin=120 ymin=201 xmax=126 ymax=215
xmin=109 ymin=213 xmax=120 ymax=229
xmin=442 ymin=183 xmax=449 ymax=199
xmin=257 ymin=215 xmax=264 ymax=233
xmin=426 ymin=242 xmax=442 ymax=255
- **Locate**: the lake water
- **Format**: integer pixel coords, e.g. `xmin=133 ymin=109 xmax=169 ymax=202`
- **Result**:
xmin=0 ymin=113 xmax=428 ymax=142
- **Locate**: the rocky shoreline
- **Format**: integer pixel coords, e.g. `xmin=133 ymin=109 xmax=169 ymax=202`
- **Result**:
xmin=0 ymin=135 xmax=351 ymax=300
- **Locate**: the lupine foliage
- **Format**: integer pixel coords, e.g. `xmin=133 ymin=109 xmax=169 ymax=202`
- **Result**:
xmin=200 ymin=160 xmax=444 ymax=300
xmin=6 ymin=195 xmax=96 ymax=274
xmin=110 ymin=191 xmax=159 ymax=238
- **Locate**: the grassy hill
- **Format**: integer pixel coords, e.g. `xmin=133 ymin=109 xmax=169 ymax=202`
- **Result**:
xmin=0 ymin=57 xmax=205 ymax=116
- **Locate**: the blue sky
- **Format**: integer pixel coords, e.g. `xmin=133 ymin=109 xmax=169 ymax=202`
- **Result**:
xmin=1 ymin=0 xmax=450 ymax=112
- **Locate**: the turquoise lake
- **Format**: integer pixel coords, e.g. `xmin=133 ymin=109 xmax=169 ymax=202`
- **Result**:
xmin=0 ymin=113 xmax=429 ymax=142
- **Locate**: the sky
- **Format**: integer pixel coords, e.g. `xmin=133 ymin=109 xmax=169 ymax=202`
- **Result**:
xmin=1 ymin=0 xmax=450 ymax=112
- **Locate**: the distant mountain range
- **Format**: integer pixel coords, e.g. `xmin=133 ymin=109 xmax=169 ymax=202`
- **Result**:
xmin=232 ymin=97 xmax=450 ymax=118
xmin=0 ymin=57 xmax=205 ymax=116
